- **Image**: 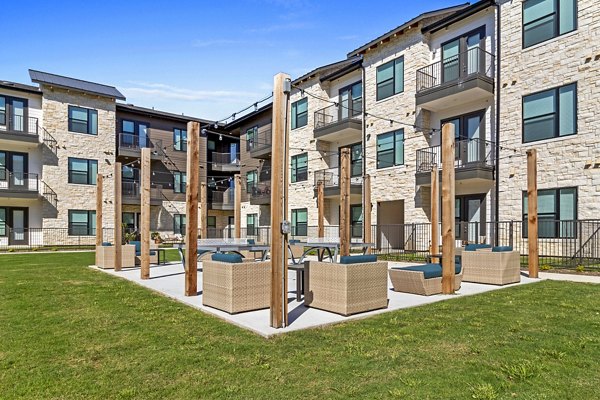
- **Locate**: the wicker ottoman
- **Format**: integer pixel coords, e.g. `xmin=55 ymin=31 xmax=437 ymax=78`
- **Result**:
xmin=388 ymin=264 xmax=463 ymax=296
xmin=461 ymin=250 xmax=521 ymax=285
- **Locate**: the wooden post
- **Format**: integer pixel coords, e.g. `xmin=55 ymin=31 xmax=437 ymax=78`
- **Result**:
xmin=441 ymin=123 xmax=456 ymax=294
xmin=340 ymin=148 xmax=351 ymax=257
xmin=185 ymin=121 xmax=200 ymax=296
xmin=234 ymin=174 xmax=241 ymax=238
xmin=199 ymin=182 xmax=208 ymax=239
xmin=317 ymin=181 xmax=324 ymax=238
xmin=527 ymin=149 xmax=539 ymax=278
xmin=431 ymin=166 xmax=439 ymax=263
xmin=114 ymin=162 xmax=122 ymax=271
xmin=140 ymin=148 xmax=151 ymax=280
xmin=270 ymin=72 xmax=290 ymax=328
xmin=95 ymin=174 xmax=103 ymax=265
xmin=363 ymin=174 xmax=372 ymax=254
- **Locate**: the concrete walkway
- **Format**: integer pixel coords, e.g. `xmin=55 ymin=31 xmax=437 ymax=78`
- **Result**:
xmin=538 ymin=271 xmax=600 ymax=284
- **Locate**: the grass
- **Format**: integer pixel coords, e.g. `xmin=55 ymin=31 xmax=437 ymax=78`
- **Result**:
xmin=1 ymin=253 xmax=599 ymax=399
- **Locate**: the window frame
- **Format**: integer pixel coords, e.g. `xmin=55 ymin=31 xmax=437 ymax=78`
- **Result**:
xmin=173 ymin=171 xmax=186 ymax=193
xmin=0 ymin=96 xmax=5 ymax=126
xmin=376 ymin=129 xmax=405 ymax=169
xmin=291 ymin=98 xmax=308 ymax=130
xmin=247 ymin=213 xmax=257 ymax=236
xmin=291 ymin=152 xmax=308 ymax=183
xmin=522 ymin=0 xmax=578 ymax=49
xmin=246 ymin=170 xmax=257 ymax=193
xmin=246 ymin=126 xmax=259 ymax=151
xmin=173 ymin=128 xmax=187 ymax=152
xmin=68 ymin=105 xmax=98 ymax=135
xmin=68 ymin=157 xmax=98 ymax=185
xmin=173 ymin=214 xmax=186 ymax=235
xmin=522 ymin=82 xmax=577 ymax=143
xmin=376 ymin=56 xmax=404 ymax=101
xmin=291 ymin=208 xmax=308 ymax=236
xmin=522 ymin=186 xmax=578 ymax=239
xmin=68 ymin=210 xmax=96 ymax=236
xmin=0 ymin=207 xmax=6 ymax=237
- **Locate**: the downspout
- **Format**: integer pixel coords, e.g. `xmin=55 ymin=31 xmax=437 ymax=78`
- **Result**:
xmin=494 ymin=0 xmax=501 ymax=246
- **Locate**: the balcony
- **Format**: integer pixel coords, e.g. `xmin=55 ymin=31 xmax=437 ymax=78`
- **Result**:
xmin=246 ymin=128 xmax=272 ymax=159
xmin=249 ymin=180 xmax=271 ymax=205
xmin=0 ymin=116 xmax=39 ymax=145
xmin=416 ymin=48 xmax=495 ymax=111
xmin=0 ymin=171 xmax=39 ymax=199
xmin=117 ymin=133 xmax=164 ymax=161
xmin=209 ymin=188 xmax=234 ymax=210
xmin=415 ymin=138 xmax=495 ymax=186
xmin=211 ymin=152 xmax=241 ymax=172
xmin=313 ymin=104 xmax=362 ymax=142
xmin=122 ymin=181 xmax=163 ymax=206
xmin=314 ymin=167 xmax=362 ymax=198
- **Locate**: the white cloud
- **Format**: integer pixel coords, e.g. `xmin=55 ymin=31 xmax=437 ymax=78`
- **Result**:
xmin=121 ymin=81 xmax=260 ymax=103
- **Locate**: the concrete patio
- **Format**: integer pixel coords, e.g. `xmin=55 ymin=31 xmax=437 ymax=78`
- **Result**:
xmin=94 ymin=260 xmax=539 ymax=337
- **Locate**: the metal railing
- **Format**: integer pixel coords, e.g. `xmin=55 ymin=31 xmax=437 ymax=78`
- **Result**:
xmin=0 ymin=170 xmax=39 ymax=192
xmin=314 ymin=166 xmax=361 ymax=188
xmin=1 ymin=115 xmax=39 ymax=136
xmin=246 ymin=128 xmax=272 ymax=153
xmin=212 ymin=152 xmax=241 ymax=169
xmin=121 ymin=181 xmax=163 ymax=201
xmin=249 ymin=180 xmax=271 ymax=201
xmin=416 ymin=47 xmax=495 ymax=93
xmin=0 ymin=228 xmax=115 ymax=251
xmin=41 ymin=182 xmax=58 ymax=208
xmin=415 ymin=138 xmax=494 ymax=173
xmin=208 ymin=188 xmax=234 ymax=207
xmin=314 ymin=103 xmax=362 ymax=130
xmin=42 ymin=127 xmax=58 ymax=154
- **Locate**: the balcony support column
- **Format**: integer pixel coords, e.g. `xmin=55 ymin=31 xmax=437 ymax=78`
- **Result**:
xmin=95 ymin=174 xmax=103 ymax=266
xmin=362 ymin=174 xmax=372 ymax=254
xmin=317 ymin=181 xmax=324 ymax=238
xmin=234 ymin=174 xmax=241 ymax=238
xmin=199 ymin=182 xmax=207 ymax=239
xmin=340 ymin=148 xmax=351 ymax=257
xmin=431 ymin=166 xmax=439 ymax=263
xmin=441 ymin=123 xmax=456 ymax=294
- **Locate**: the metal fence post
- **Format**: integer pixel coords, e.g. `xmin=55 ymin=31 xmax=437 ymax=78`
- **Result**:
xmin=509 ymin=221 xmax=514 ymax=248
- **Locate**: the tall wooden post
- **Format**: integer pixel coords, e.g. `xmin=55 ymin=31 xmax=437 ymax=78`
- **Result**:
xmin=140 ymin=148 xmax=151 ymax=280
xmin=441 ymin=123 xmax=456 ymax=294
xmin=199 ymin=182 xmax=208 ymax=239
xmin=234 ymin=174 xmax=241 ymax=238
xmin=431 ymin=166 xmax=439 ymax=263
xmin=270 ymin=72 xmax=290 ymax=328
xmin=317 ymin=181 xmax=325 ymax=238
xmin=185 ymin=121 xmax=200 ymax=296
xmin=114 ymin=162 xmax=122 ymax=271
xmin=363 ymin=174 xmax=372 ymax=253
xmin=340 ymin=148 xmax=351 ymax=257
xmin=527 ymin=149 xmax=539 ymax=278
xmin=95 ymin=174 xmax=103 ymax=265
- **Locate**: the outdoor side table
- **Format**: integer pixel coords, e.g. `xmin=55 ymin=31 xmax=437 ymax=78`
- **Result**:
xmin=287 ymin=263 xmax=305 ymax=301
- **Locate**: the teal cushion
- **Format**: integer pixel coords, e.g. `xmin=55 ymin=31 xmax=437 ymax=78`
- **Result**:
xmin=455 ymin=262 xmax=462 ymax=274
xmin=102 ymin=242 xmax=112 ymax=246
xmin=247 ymin=239 xmax=255 ymax=245
xmin=211 ymin=253 xmax=243 ymax=263
xmin=464 ymin=243 xmax=492 ymax=251
xmin=398 ymin=264 xmax=442 ymax=279
xmin=130 ymin=241 xmax=141 ymax=253
xmin=492 ymin=246 xmax=513 ymax=252
xmin=339 ymin=255 xmax=377 ymax=264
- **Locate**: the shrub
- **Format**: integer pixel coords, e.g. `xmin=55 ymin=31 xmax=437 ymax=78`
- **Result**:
xmin=575 ymin=265 xmax=585 ymax=273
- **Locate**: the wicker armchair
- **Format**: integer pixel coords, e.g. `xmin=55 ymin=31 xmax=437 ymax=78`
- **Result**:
xmin=304 ymin=259 xmax=388 ymax=316
xmin=202 ymin=259 xmax=271 ymax=314
xmin=389 ymin=264 xmax=462 ymax=296
xmin=461 ymin=249 xmax=521 ymax=285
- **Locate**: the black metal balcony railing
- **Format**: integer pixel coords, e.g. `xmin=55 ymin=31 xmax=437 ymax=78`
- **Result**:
xmin=1 ymin=115 xmax=39 ymax=136
xmin=314 ymin=166 xmax=361 ymax=188
xmin=246 ymin=129 xmax=272 ymax=153
xmin=212 ymin=152 xmax=241 ymax=168
xmin=122 ymin=181 xmax=163 ymax=200
xmin=209 ymin=188 xmax=234 ymax=206
xmin=416 ymin=47 xmax=495 ymax=93
xmin=415 ymin=138 xmax=494 ymax=173
xmin=0 ymin=170 xmax=39 ymax=192
xmin=314 ymin=103 xmax=362 ymax=130
xmin=249 ymin=180 xmax=271 ymax=200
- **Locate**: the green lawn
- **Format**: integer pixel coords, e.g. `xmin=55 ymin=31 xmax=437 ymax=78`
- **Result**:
xmin=1 ymin=253 xmax=599 ymax=399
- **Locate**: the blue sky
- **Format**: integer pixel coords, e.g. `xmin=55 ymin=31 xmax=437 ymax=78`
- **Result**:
xmin=1 ymin=0 xmax=463 ymax=121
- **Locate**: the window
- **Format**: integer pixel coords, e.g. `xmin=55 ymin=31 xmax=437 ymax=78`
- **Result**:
xmin=351 ymin=205 xmax=363 ymax=238
xmin=207 ymin=140 xmax=216 ymax=151
xmin=291 ymin=208 xmax=308 ymax=236
xmin=207 ymin=216 xmax=216 ymax=229
xmin=68 ymin=158 xmax=98 ymax=185
xmin=0 ymin=207 xmax=6 ymax=236
xmin=291 ymin=98 xmax=308 ymax=129
xmin=68 ymin=210 xmax=96 ymax=236
xmin=0 ymin=96 xmax=5 ymax=126
xmin=523 ymin=187 xmax=577 ymax=238
xmin=247 ymin=214 xmax=257 ymax=236
xmin=523 ymin=0 xmax=577 ymax=48
xmin=246 ymin=170 xmax=257 ymax=192
xmin=246 ymin=126 xmax=258 ymax=151
xmin=376 ymin=56 xmax=404 ymax=101
xmin=376 ymin=129 xmax=404 ymax=169
xmin=523 ymin=83 xmax=577 ymax=143
xmin=173 ymin=171 xmax=186 ymax=193
xmin=0 ymin=152 xmax=5 ymax=181
xmin=174 ymin=214 xmax=186 ymax=235
xmin=291 ymin=153 xmax=308 ymax=183
xmin=68 ymin=106 xmax=98 ymax=135
xmin=174 ymin=128 xmax=187 ymax=151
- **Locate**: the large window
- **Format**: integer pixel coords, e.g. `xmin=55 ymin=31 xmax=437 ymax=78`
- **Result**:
xmin=246 ymin=170 xmax=257 ymax=192
xmin=0 ymin=207 xmax=6 ymax=236
xmin=0 ymin=96 xmax=5 ymax=126
xmin=291 ymin=208 xmax=308 ymax=236
xmin=291 ymin=98 xmax=308 ymax=130
xmin=174 ymin=128 xmax=187 ymax=151
xmin=376 ymin=129 xmax=404 ymax=169
xmin=523 ymin=187 xmax=577 ymax=238
xmin=122 ymin=212 xmax=139 ymax=233
xmin=68 ymin=210 xmax=96 ymax=236
xmin=523 ymin=83 xmax=577 ymax=143
xmin=173 ymin=171 xmax=186 ymax=193
xmin=246 ymin=126 xmax=258 ymax=151
xmin=68 ymin=158 xmax=98 ymax=185
xmin=68 ymin=106 xmax=98 ymax=135
xmin=376 ymin=56 xmax=404 ymax=101
xmin=351 ymin=205 xmax=363 ymax=238
xmin=207 ymin=216 xmax=216 ymax=229
xmin=291 ymin=153 xmax=308 ymax=183
xmin=523 ymin=0 xmax=577 ymax=48
xmin=174 ymin=214 xmax=186 ymax=235
xmin=247 ymin=214 xmax=257 ymax=236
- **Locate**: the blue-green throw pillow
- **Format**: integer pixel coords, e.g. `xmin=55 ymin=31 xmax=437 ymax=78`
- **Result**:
xmin=492 ymin=246 xmax=513 ymax=252
xmin=211 ymin=253 xmax=243 ymax=263
xmin=339 ymin=255 xmax=377 ymax=264
xmin=397 ymin=264 xmax=442 ymax=279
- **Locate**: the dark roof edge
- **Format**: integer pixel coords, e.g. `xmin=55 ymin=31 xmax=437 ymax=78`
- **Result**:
xmin=320 ymin=59 xmax=363 ymax=82
xmin=29 ymin=69 xmax=126 ymax=100
xmin=422 ymin=0 xmax=495 ymax=34
xmin=225 ymin=102 xmax=273 ymax=130
xmin=116 ymin=103 xmax=211 ymax=124
xmin=0 ymin=81 xmax=42 ymax=95
xmin=291 ymin=56 xmax=362 ymax=85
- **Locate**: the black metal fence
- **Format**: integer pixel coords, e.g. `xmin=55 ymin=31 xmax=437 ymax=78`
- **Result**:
xmin=0 ymin=228 xmax=115 ymax=251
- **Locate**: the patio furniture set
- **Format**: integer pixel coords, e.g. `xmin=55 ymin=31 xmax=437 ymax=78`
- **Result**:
xmin=96 ymin=240 xmax=164 ymax=269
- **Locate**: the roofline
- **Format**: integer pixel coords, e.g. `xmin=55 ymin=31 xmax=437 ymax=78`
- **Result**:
xmin=320 ymin=59 xmax=363 ymax=82
xmin=346 ymin=3 xmax=470 ymax=57
xmin=291 ymin=56 xmax=363 ymax=85
xmin=29 ymin=69 xmax=126 ymax=100
xmin=422 ymin=0 xmax=495 ymax=34
xmin=225 ymin=102 xmax=273 ymax=130
xmin=116 ymin=103 xmax=211 ymax=124
xmin=0 ymin=81 xmax=42 ymax=96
